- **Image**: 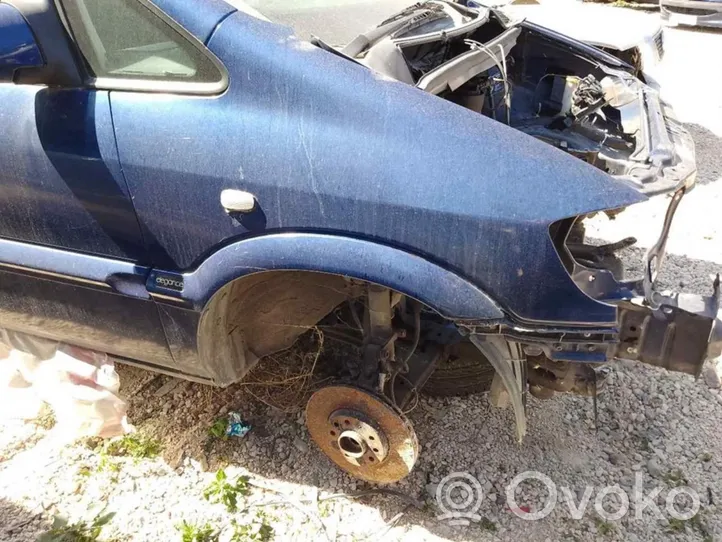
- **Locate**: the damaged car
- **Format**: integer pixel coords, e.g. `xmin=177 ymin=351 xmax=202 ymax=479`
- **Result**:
xmin=661 ymin=0 xmax=722 ymax=28
xmin=0 ymin=0 xmax=720 ymax=484
xmin=344 ymin=1 xmax=692 ymax=195
xmin=502 ymin=0 xmax=665 ymax=84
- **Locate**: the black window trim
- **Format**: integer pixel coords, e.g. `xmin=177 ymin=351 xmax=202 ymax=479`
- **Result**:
xmin=54 ymin=0 xmax=229 ymax=96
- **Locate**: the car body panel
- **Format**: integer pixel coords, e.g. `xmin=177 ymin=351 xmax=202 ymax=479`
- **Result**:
xmin=0 ymin=86 xmax=146 ymax=259
xmin=0 ymin=64 xmax=169 ymax=366
xmin=110 ymin=9 xmax=647 ymax=327
xmin=150 ymin=0 xmax=236 ymax=44
xmin=0 ymin=238 xmax=173 ymax=364
xmin=176 ymin=233 xmax=506 ymax=320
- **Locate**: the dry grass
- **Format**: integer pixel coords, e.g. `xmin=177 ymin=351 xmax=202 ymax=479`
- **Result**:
xmin=241 ymin=328 xmax=329 ymax=413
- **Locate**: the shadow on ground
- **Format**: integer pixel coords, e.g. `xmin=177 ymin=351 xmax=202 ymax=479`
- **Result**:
xmin=685 ymin=123 xmax=722 ymax=186
xmin=0 ymin=498 xmax=49 ymax=541
xmin=616 ymin=241 xmax=721 ymax=294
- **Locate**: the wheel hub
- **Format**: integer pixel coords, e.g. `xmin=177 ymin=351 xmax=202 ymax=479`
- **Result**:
xmin=328 ymin=409 xmax=389 ymax=466
xmin=305 ymin=385 xmax=418 ymax=483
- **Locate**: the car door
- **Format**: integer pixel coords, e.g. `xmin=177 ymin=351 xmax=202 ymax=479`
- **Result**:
xmin=49 ymin=0 xmax=230 ymax=271
xmin=0 ymin=0 xmax=173 ymax=366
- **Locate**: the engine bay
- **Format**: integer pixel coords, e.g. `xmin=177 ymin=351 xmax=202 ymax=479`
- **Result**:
xmin=345 ymin=1 xmax=694 ymax=195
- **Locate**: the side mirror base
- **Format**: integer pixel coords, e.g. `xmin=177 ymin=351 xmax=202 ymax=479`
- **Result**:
xmin=0 ymin=3 xmax=44 ymax=81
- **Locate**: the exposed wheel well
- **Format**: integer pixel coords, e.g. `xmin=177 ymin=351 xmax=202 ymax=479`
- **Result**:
xmin=197 ymin=270 xmax=365 ymax=385
xmin=196 ymin=270 xmax=503 ymax=392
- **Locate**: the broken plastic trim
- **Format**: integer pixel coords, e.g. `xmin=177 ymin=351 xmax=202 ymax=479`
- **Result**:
xmin=468 ymin=335 xmax=527 ymax=442
xmin=416 ymin=26 xmax=521 ymax=95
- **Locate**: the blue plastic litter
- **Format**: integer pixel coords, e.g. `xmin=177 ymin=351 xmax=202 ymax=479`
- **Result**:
xmin=226 ymin=411 xmax=251 ymax=438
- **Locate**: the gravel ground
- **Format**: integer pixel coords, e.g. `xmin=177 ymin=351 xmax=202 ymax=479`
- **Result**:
xmin=2 ymin=22 xmax=722 ymax=542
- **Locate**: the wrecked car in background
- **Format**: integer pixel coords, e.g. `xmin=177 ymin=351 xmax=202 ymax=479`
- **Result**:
xmin=661 ymin=0 xmax=722 ymax=28
xmin=1 ymin=0 xmax=720 ymax=484
xmin=502 ymin=1 xmax=665 ymax=84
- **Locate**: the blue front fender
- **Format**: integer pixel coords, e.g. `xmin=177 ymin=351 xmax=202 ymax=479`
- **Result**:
xmin=115 ymin=10 xmax=646 ymax=325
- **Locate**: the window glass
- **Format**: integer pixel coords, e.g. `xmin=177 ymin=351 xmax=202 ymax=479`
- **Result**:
xmin=60 ymin=0 xmax=223 ymax=84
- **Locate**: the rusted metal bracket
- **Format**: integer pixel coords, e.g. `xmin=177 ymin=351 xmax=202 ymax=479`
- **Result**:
xmin=526 ymin=356 xmax=608 ymax=396
xmin=360 ymin=285 xmax=397 ymax=389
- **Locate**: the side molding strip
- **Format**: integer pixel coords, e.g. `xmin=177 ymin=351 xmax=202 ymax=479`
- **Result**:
xmin=0 ymin=237 xmax=150 ymax=298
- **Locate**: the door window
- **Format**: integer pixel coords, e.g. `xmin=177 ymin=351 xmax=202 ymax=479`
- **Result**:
xmin=59 ymin=0 xmax=225 ymax=91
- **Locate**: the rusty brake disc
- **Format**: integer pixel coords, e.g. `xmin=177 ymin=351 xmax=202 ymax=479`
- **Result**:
xmin=305 ymin=385 xmax=418 ymax=484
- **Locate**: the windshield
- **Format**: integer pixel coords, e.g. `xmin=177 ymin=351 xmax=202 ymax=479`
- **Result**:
xmin=243 ymin=0 xmax=415 ymax=45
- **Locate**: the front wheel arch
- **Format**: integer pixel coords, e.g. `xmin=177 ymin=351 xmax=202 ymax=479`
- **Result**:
xmin=189 ymin=235 xmax=505 ymax=385
xmin=184 ymin=233 xmax=504 ymax=320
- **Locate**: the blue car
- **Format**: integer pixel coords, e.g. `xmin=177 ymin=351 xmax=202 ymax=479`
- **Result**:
xmin=1 ymin=0 xmax=720 ymax=483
